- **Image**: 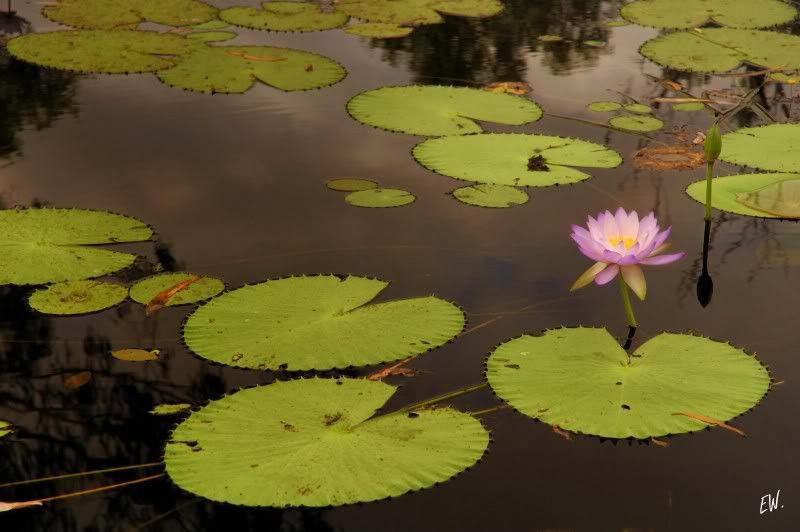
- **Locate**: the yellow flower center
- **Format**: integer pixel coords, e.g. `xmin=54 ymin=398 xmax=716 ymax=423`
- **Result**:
xmin=608 ymin=236 xmax=637 ymax=249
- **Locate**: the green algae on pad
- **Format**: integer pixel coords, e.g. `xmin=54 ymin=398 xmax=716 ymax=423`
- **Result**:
xmin=622 ymin=103 xmax=652 ymax=113
xmin=29 ymin=280 xmax=128 ymax=315
xmin=587 ymin=101 xmax=621 ymax=112
xmin=640 ymin=28 xmax=800 ymax=73
xmin=487 ymin=327 xmax=770 ymax=439
xmin=326 ymin=178 xmax=379 ymax=191
xmin=345 ymin=188 xmax=415 ymax=208
xmin=413 ymin=133 xmax=622 ymax=187
xmin=43 ymin=0 xmax=217 ymax=29
xmin=336 ymin=0 xmax=503 ymax=26
xmin=182 ymin=275 xmax=465 ymax=371
xmin=151 ymin=403 xmax=192 ymax=416
xmin=220 ymin=2 xmax=348 ymax=32
xmin=452 ymin=184 xmax=528 ymax=208
xmin=609 ymin=115 xmax=663 ymax=132
xmin=687 ymin=173 xmax=800 ymax=218
xmin=129 ymin=273 xmax=225 ymax=306
xmin=0 ymin=421 xmax=14 ymax=438
xmin=718 ymin=124 xmax=800 ymax=173
xmin=347 ymin=85 xmax=542 ymax=137
xmin=165 ymin=378 xmax=489 ymax=507
xmin=0 ymin=209 xmax=152 ymax=286
xmin=621 ymin=0 xmax=796 ymax=29
xmin=345 ymin=22 xmax=412 ymax=38
xmin=185 ymin=31 xmax=237 ymax=43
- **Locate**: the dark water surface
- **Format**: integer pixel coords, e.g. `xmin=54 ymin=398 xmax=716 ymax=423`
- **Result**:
xmin=1 ymin=1 xmax=799 ymax=530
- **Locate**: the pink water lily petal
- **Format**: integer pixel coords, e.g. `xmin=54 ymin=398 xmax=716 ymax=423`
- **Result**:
xmin=594 ymin=264 xmax=620 ymax=285
xmin=570 ymin=262 xmax=608 ymax=291
xmin=648 ymin=242 xmax=671 ymax=257
xmin=621 ymin=264 xmax=647 ymax=300
xmin=639 ymin=252 xmax=685 ymax=266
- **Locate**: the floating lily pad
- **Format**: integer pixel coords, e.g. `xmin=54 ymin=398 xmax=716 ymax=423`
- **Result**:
xmin=687 ymin=173 xmax=800 ymax=218
xmin=0 ymin=208 xmax=152 ymax=286
xmin=606 ymin=20 xmax=628 ymax=27
xmin=587 ymin=101 xmax=621 ymax=112
xmin=735 ymin=179 xmax=800 ymax=218
xmin=42 ymin=0 xmax=218 ymax=29
xmin=623 ymin=103 xmax=652 ymax=113
xmin=157 ymin=45 xmax=347 ymax=93
xmin=345 ymin=22 xmax=412 ymax=38
xmin=7 ymin=30 xmax=195 ymax=74
xmin=451 ymin=184 xmax=529 ymax=208
xmin=182 ymin=275 xmax=465 ymax=371
xmin=412 ymin=133 xmax=622 ymax=187
xmin=609 ymin=115 xmax=663 ymax=132
xmin=336 ymin=0 xmax=503 ymax=26
xmin=640 ymin=28 xmax=800 ymax=73
xmin=583 ymin=40 xmax=606 ymax=48
xmin=151 ymin=403 xmax=192 ymax=416
xmin=770 ymin=72 xmax=799 ymax=84
xmin=347 ymin=85 xmax=542 ymax=137
xmin=345 ymin=188 xmax=416 ymax=208
xmin=29 ymin=280 xmax=128 ymax=315
xmin=165 ymin=378 xmax=489 ymax=507
xmin=129 ymin=273 xmax=225 ymax=307
xmin=326 ymin=178 xmax=379 ymax=191
xmin=220 ymin=2 xmax=348 ymax=32
xmin=186 ymin=31 xmax=237 ymax=43
xmin=718 ymin=124 xmax=800 ymax=173
xmin=537 ymin=34 xmax=563 ymax=42
xmin=621 ymin=0 xmax=797 ymax=29
xmin=192 ymin=19 xmax=229 ymax=30
xmin=112 ymin=348 xmax=161 ymax=362
xmin=0 ymin=421 xmax=13 ymax=439
xmin=487 ymin=327 xmax=770 ymax=439
xmin=673 ymin=102 xmax=705 ymax=111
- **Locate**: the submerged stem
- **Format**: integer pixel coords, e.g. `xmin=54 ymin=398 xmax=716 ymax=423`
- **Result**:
xmin=36 ymin=473 xmax=164 ymax=504
xmin=618 ymin=275 xmax=637 ymax=330
xmin=0 ymin=462 xmax=163 ymax=489
xmin=704 ymin=161 xmax=715 ymax=221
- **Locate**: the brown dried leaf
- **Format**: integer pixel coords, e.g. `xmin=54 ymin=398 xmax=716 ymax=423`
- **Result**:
xmin=0 ymin=500 xmax=43 ymax=512
xmin=482 ymin=81 xmax=532 ymax=96
xmin=552 ymin=425 xmax=571 ymax=440
xmin=111 ymin=348 xmax=160 ymax=362
xmin=650 ymin=437 xmax=670 ymax=448
xmin=672 ymin=412 xmax=746 ymax=437
xmin=63 ymin=371 xmax=92 ymax=391
xmin=633 ymin=144 xmax=705 ymax=171
xmin=145 ymin=275 xmax=202 ymax=316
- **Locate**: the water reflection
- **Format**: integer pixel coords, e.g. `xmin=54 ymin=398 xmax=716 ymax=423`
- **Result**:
xmin=696 ymin=219 xmax=714 ymax=307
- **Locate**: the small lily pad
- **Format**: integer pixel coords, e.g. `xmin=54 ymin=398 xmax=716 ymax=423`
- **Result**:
xmin=609 ymin=115 xmax=663 ymax=132
xmin=326 ymin=178 xmax=379 ymax=191
xmin=129 ymin=273 xmax=224 ymax=307
xmin=186 ymin=31 xmax=237 ymax=43
xmin=345 ymin=188 xmax=415 ymax=208
xmin=583 ymin=40 xmax=606 ymax=48
xmin=335 ymin=0 xmax=504 ymax=26
xmin=719 ymin=124 xmax=800 ymax=173
xmin=451 ymin=184 xmax=529 ymax=208
xmin=673 ymin=102 xmax=705 ymax=111
xmin=623 ymin=103 xmax=652 ymax=113
xmin=151 ymin=403 xmax=192 ymax=416
xmin=112 ymin=348 xmax=161 ymax=362
xmin=0 ymin=421 xmax=14 ymax=439
xmin=220 ymin=2 xmax=348 ymax=32
xmin=687 ymin=173 xmax=800 ymax=218
xmin=345 ymin=22 xmax=412 ymax=38
xmin=621 ymin=0 xmax=797 ymax=29
xmin=587 ymin=101 xmax=621 ymax=112
xmin=43 ymin=0 xmax=218 ymax=29
xmin=29 ymin=280 xmax=128 ymax=315
xmin=537 ymin=34 xmax=563 ymax=42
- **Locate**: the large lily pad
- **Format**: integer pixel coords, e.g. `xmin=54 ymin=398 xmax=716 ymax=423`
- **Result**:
xmin=43 ymin=0 xmax=218 ymax=29
xmin=735 ymin=179 xmax=800 ymax=218
xmin=335 ymin=0 xmax=503 ymax=26
xmin=718 ymin=124 xmax=800 ymax=173
xmin=129 ymin=273 xmax=225 ymax=307
xmin=687 ymin=173 xmax=800 ymax=218
xmin=451 ymin=184 xmax=529 ymax=208
xmin=621 ymin=0 xmax=797 ymax=29
xmin=182 ymin=275 xmax=465 ymax=371
xmin=29 ymin=280 xmax=128 ymax=315
xmin=347 ymin=85 xmax=542 ymax=137
xmin=220 ymin=2 xmax=348 ymax=32
xmin=165 ymin=378 xmax=489 ymax=507
xmin=487 ymin=327 xmax=770 ymax=439
xmin=412 ymin=133 xmax=622 ymax=186
xmin=0 ymin=209 xmax=152 ymax=286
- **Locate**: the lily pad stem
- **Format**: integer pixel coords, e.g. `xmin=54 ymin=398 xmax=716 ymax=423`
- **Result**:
xmin=704 ymin=161 xmax=715 ymax=221
xmin=618 ymin=275 xmax=637 ymax=331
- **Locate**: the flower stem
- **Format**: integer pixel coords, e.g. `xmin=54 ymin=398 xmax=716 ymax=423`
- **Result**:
xmin=704 ymin=161 xmax=715 ymax=221
xmin=618 ymin=275 xmax=637 ymax=330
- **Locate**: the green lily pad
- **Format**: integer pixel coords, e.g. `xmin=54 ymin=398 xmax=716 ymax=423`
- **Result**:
xmin=587 ymin=101 xmax=621 ymax=112
xmin=583 ymin=40 xmax=606 ymax=48
xmin=346 ymin=85 xmax=542 ymax=137
xmin=412 ymin=133 xmax=622 ymax=187
xmin=673 ymin=102 xmax=705 ymax=111
xmin=345 ymin=22 xmax=413 ymax=38
xmin=42 ymin=0 xmax=218 ymax=29
xmin=735 ymin=179 xmax=800 ymax=218
xmin=640 ymin=28 xmax=800 ymax=73
xmin=326 ymin=178 xmax=379 ymax=191
xmin=451 ymin=184 xmax=529 ymax=208
xmin=769 ymin=72 xmax=799 ymax=83
xmin=182 ymin=275 xmax=465 ymax=371
xmin=687 ymin=173 xmax=800 ymax=218
xmin=345 ymin=188 xmax=416 ymax=208
xmin=623 ymin=103 xmax=652 ymax=113
xmin=487 ymin=327 xmax=770 ymax=439
xmin=29 ymin=280 xmax=128 ymax=315
xmin=0 ymin=421 xmax=14 ymax=439
xmin=609 ymin=115 xmax=663 ymax=132
xmin=220 ymin=2 xmax=348 ymax=32
xmin=186 ymin=31 xmax=237 ymax=43
xmin=335 ymin=0 xmax=503 ymax=26
xmin=621 ymin=0 xmax=797 ymax=29
xmin=151 ymin=403 xmax=192 ymax=416
xmin=537 ymin=34 xmax=564 ymax=42
xmin=192 ymin=19 xmax=229 ymax=30
xmin=165 ymin=378 xmax=489 ymax=507
xmin=0 ymin=208 xmax=152 ymax=286
xmin=157 ymin=45 xmax=347 ymax=93
xmin=719 ymin=124 xmax=800 ymax=173
xmin=129 ymin=273 xmax=225 ymax=307
xmin=606 ymin=20 xmax=629 ymax=27
xmin=7 ymin=30 xmax=195 ymax=74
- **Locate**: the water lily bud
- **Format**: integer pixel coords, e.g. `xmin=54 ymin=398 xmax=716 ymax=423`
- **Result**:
xmin=704 ymin=122 xmax=722 ymax=163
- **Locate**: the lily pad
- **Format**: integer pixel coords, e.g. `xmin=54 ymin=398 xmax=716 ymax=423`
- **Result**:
xmin=623 ymin=103 xmax=652 ymax=113
xmin=29 ymin=280 xmax=128 ymax=315
xmin=587 ymin=101 xmax=621 ymax=112
xmin=609 ymin=115 xmax=663 ymax=132
xmin=182 ymin=275 xmax=465 ymax=371
xmin=621 ymin=0 xmax=797 ymax=29
xmin=151 ymin=403 xmax=192 ymax=416
xmin=220 ymin=2 xmax=348 ymax=32
xmin=735 ymin=179 xmax=800 ymax=218
xmin=718 ymin=124 xmax=800 ymax=173
xmin=326 ymin=178 xmax=379 ymax=191
xmin=606 ymin=20 xmax=629 ymax=27
xmin=42 ymin=0 xmax=218 ymax=29
xmin=129 ymin=273 xmax=225 ymax=307
xmin=165 ymin=378 xmax=489 ymax=507
xmin=687 ymin=173 xmax=800 ymax=218
xmin=583 ymin=40 xmax=606 ymax=48
xmin=192 ymin=19 xmax=229 ymax=30
xmin=451 ymin=184 xmax=529 ymax=208
xmin=112 ymin=348 xmax=161 ymax=362
xmin=673 ymin=102 xmax=705 ymax=111
xmin=186 ymin=31 xmax=237 ymax=43
xmin=0 ymin=208 xmax=152 ymax=286
xmin=770 ymin=72 xmax=799 ymax=84
xmin=412 ymin=133 xmax=622 ymax=187
xmin=537 ymin=34 xmax=563 ymax=42
xmin=157 ymin=45 xmax=347 ymax=93
xmin=335 ymin=0 xmax=503 ymax=26
xmin=487 ymin=327 xmax=770 ymax=439
xmin=346 ymin=85 xmax=542 ymax=137
xmin=345 ymin=188 xmax=416 ymax=208
xmin=345 ymin=22 xmax=412 ymax=38
xmin=0 ymin=421 xmax=13 ymax=439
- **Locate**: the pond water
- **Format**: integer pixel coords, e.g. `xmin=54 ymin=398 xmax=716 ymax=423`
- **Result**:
xmin=1 ymin=0 xmax=799 ymax=530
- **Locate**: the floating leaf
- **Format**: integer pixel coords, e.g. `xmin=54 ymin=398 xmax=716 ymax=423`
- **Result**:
xmin=151 ymin=403 xmax=192 ymax=416
xmin=0 ymin=500 xmax=43 ymax=513
xmin=451 ymin=184 xmax=529 ymax=208
xmin=623 ymin=103 xmax=652 ymax=113
xmin=0 ymin=208 xmax=152 ymax=286
xmin=28 ymin=280 xmax=127 ymax=315
xmin=165 ymin=378 xmax=489 ymax=507
xmin=192 ymin=19 xmax=229 ymax=30
xmin=335 ymin=0 xmax=503 ymax=26
xmin=606 ymin=20 xmax=628 ymax=27
xmin=735 ymin=179 xmax=800 ymax=218
xmin=718 ymin=124 xmax=800 ymax=173
xmin=347 ymin=85 xmax=542 ymax=136
xmin=345 ymin=188 xmax=416 ymax=208
xmin=64 ymin=371 xmax=92 ymax=391
xmin=112 ymin=348 xmax=161 ymax=362
xmin=673 ymin=102 xmax=705 ymax=111
xmin=183 ymin=275 xmax=465 ymax=371
xmin=42 ymin=0 xmax=218 ymax=29
xmin=583 ymin=40 xmax=606 ymax=48
xmin=587 ymin=101 xmax=621 ymax=112
xmin=609 ymin=115 xmax=663 ymax=132
xmin=482 ymin=81 xmax=532 ymax=95
xmin=130 ymin=273 xmax=224 ymax=310
xmin=621 ymin=0 xmax=797 ymax=29
xmin=634 ymin=144 xmax=705 ymax=170
xmin=486 ymin=328 xmax=769 ymax=439
xmin=326 ymin=178 xmax=379 ymax=191
xmin=220 ymin=2 xmax=348 ymax=32
xmin=537 ymin=34 xmax=563 ymax=42
xmin=0 ymin=421 xmax=13 ymax=439
xmin=185 ymin=31 xmax=237 ymax=43
xmin=770 ymin=72 xmax=799 ymax=84
xmin=345 ymin=22 xmax=412 ymax=38
xmin=412 ymin=133 xmax=622 ymax=187
xmin=687 ymin=173 xmax=800 ymax=217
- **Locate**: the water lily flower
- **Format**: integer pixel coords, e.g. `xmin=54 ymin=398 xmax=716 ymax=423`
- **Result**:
xmin=570 ymin=208 xmax=684 ymax=300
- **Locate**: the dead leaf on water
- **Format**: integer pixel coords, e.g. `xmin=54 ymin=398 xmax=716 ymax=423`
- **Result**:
xmin=672 ymin=412 xmax=746 ymax=437
xmin=0 ymin=500 xmax=43 ymax=513
xmin=145 ymin=275 xmax=201 ymax=316
xmin=111 ymin=348 xmax=161 ymax=362
xmin=482 ymin=81 xmax=532 ymax=96
xmin=63 ymin=371 xmax=92 ymax=391
xmin=552 ymin=425 xmax=571 ymax=440
xmin=634 ymin=144 xmax=705 ymax=170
